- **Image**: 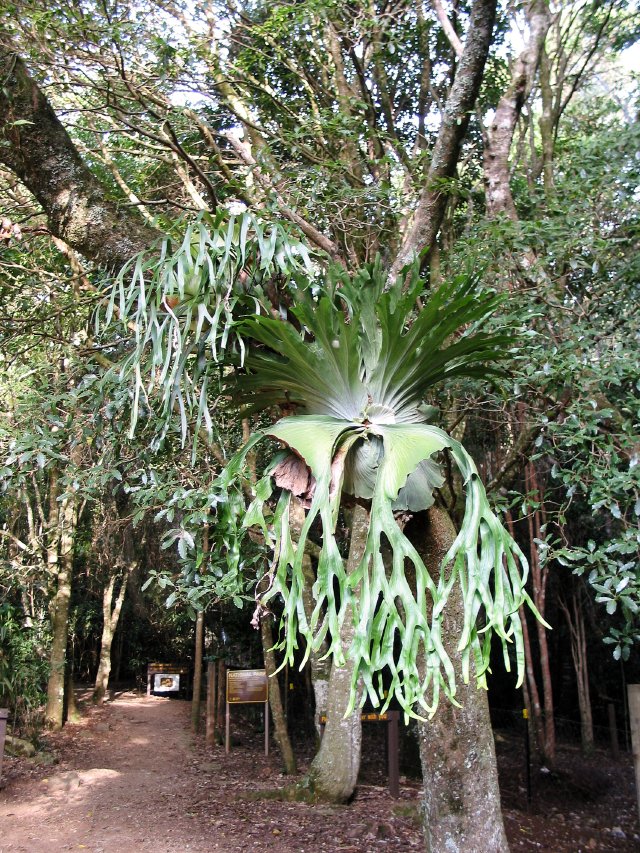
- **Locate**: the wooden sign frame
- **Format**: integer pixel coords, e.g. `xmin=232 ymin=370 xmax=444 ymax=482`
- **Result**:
xmin=225 ymin=669 xmax=269 ymax=756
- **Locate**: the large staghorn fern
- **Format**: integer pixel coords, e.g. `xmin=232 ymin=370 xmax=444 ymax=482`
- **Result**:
xmin=223 ymin=260 xmax=540 ymax=718
xmin=103 ymin=214 xmax=540 ymax=717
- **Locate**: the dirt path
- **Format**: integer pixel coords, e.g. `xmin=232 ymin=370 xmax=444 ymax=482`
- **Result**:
xmin=1 ymin=692 xmax=639 ymax=852
xmin=0 ymin=696 xmax=208 ymax=852
xmin=0 ymin=693 xmax=423 ymax=853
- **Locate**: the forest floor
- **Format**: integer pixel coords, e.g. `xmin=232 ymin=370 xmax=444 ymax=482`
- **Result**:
xmin=0 ymin=691 xmax=638 ymax=853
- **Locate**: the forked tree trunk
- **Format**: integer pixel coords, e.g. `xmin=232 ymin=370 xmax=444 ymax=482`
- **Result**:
xmin=417 ymin=507 xmax=509 ymax=853
xmin=389 ymin=0 xmax=498 ymax=278
xmin=300 ymin=504 xmax=368 ymax=802
xmin=93 ymin=567 xmax=132 ymax=703
xmin=45 ymin=481 xmax=76 ymax=730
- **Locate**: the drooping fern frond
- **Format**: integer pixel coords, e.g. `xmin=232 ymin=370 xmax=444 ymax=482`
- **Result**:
xmin=97 ymin=210 xmax=315 ymax=449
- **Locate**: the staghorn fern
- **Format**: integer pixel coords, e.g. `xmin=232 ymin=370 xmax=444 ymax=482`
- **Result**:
xmin=103 ymin=212 xmax=541 ymax=718
xmin=221 ymin=259 xmax=541 ymax=718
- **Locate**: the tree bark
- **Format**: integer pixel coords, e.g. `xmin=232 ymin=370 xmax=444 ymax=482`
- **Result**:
xmin=0 ymin=46 xmax=159 ymax=270
xmin=538 ymin=44 xmax=556 ymax=198
xmin=417 ymin=506 xmax=509 ymax=853
xmin=261 ymin=616 xmax=297 ymax=774
xmin=45 ymin=484 xmax=76 ymax=730
xmin=483 ymin=0 xmax=552 ymax=220
xmin=300 ymin=504 xmax=368 ymax=802
xmin=191 ymin=609 xmax=205 ymax=732
xmin=525 ymin=464 xmax=556 ymax=766
xmin=389 ymin=0 xmax=497 ymax=279
xmin=93 ymin=567 xmax=131 ymax=703
xmin=65 ymin=664 xmax=80 ymax=724
xmin=559 ymin=585 xmax=594 ymax=754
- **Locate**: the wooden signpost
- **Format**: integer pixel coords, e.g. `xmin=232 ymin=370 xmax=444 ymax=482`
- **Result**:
xmin=225 ymin=669 xmax=269 ymax=756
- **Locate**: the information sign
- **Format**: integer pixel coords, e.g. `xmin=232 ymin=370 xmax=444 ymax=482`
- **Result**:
xmin=226 ymin=669 xmax=268 ymax=704
xmin=225 ymin=669 xmax=270 ymax=757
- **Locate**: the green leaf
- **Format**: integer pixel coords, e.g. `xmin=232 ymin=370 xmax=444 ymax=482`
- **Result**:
xmin=266 ymin=416 xmax=357 ymax=478
xmin=372 ymin=423 xmax=451 ymax=503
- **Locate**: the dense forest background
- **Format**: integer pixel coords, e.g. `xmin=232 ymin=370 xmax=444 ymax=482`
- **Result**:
xmin=1 ymin=1 xmax=639 ymax=831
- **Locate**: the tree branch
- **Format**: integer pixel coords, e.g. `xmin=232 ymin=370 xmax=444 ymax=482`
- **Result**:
xmin=388 ymin=0 xmax=497 ymax=280
xmin=0 ymin=46 xmax=160 ymax=271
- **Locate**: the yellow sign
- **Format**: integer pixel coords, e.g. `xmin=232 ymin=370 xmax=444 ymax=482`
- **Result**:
xmin=319 ymin=712 xmax=389 ymax=724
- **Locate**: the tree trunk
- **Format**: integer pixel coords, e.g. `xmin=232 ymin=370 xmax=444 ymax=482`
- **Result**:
xmin=519 ymin=599 xmax=545 ymax=760
xmin=93 ymin=568 xmax=130 ymax=703
xmin=417 ymin=507 xmax=509 ymax=853
xmin=483 ymin=0 xmax=552 ymax=220
xmin=292 ymin=498 xmax=331 ymax=738
xmin=525 ymin=465 xmax=556 ymax=766
xmin=191 ymin=610 xmax=205 ymax=733
xmin=45 ymin=486 xmax=76 ymax=730
xmin=0 ymin=46 xmax=159 ymax=271
xmin=65 ymin=664 xmax=80 ymax=724
xmin=538 ymin=44 xmax=556 ymax=198
xmin=559 ymin=586 xmax=594 ymax=754
xmin=389 ymin=0 xmax=497 ymax=278
xmin=300 ymin=504 xmax=368 ymax=802
xmin=261 ymin=616 xmax=297 ymax=774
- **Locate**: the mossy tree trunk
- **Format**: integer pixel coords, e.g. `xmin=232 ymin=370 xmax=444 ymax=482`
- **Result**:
xmin=416 ymin=506 xmax=509 ymax=853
